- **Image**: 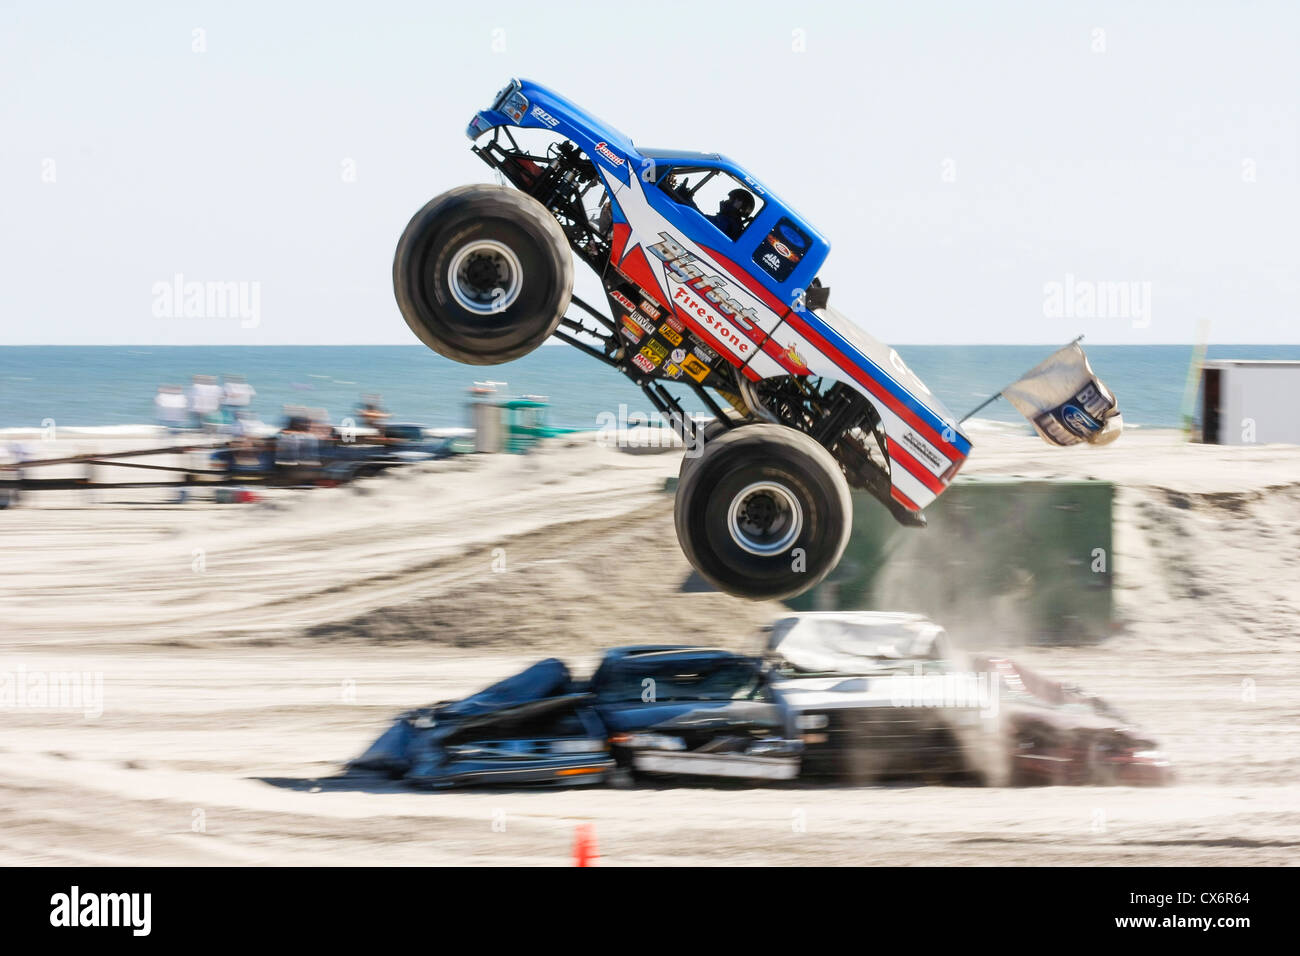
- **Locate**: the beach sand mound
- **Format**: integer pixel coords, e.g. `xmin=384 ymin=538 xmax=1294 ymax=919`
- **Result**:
xmin=3 ymin=430 xmax=1300 ymax=864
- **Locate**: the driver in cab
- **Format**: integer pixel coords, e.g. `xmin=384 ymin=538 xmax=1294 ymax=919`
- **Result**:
xmin=707 ymin=188 xmax=755 ymax=240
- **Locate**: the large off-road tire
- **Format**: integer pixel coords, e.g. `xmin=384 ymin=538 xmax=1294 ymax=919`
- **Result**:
xmin=674 ymin=424 xmax=852 ymax=600
xmin=679 ymin=408 xmax=750 ymax=480
xmin=393 ymin=184 xmax=573 ymax=365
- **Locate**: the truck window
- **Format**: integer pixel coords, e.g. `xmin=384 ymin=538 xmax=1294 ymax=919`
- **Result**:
xmin=752 ymin=217 xmax=811 ymax=282
xmin=657 ymin=167 xmax=763 ymax=241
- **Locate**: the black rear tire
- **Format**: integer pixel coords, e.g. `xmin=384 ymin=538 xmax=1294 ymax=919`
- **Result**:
xmin=674 ymin=424 xmax=852 ymax=600
xmin=393 ymin=184 xmax=573 ymax=366
xmin=679 ymin=408 xmax=750 ymax=479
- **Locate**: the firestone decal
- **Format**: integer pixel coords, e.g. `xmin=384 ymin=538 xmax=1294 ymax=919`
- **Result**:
xmin=671 ymin=286 xmax=749 ymax=354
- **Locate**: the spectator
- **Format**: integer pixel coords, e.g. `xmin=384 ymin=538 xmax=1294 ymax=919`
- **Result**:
xmin=275 ymin=414 xmax=320 ymax=486
xmin=220 ymin=374 xmax=256 ymax=424
xmin=188 ymin=375 xmax=223 ymax=432
xmin=154 ymin=385 xmax=189 ymax=432
xmin=355 ymin=394 xmax=391 ymax=429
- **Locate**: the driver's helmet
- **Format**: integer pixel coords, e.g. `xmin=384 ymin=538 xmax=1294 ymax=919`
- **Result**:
xmin=723 ymin=188 xmax=755 ymax=218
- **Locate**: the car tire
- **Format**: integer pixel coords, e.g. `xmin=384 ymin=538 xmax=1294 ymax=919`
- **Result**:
xmin=393 ymin=184 xmax=573 ymax=366
xmin=674 ymin=423 xmax=852 ymax=600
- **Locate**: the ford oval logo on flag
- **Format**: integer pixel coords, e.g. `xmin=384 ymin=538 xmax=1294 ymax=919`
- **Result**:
xmin=1061 ymin=404 xmax=1101 ymax=435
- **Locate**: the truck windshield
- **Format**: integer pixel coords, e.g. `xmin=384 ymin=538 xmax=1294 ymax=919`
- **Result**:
xmin=656 ymin=166 xmax=763 ymax=241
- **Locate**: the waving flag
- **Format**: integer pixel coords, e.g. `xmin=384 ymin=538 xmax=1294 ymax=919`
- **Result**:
xmin=1001 ymin=341 xmax=1123 ymax=446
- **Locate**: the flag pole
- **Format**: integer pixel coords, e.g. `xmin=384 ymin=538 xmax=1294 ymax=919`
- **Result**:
xmin=957 ymin=391 xmax=1003 ymax=424
xmin=957 ymin=335 xmax=1085 ymax=425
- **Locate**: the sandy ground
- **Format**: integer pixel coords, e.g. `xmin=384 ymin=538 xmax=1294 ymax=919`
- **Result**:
xmin=2 ymin=428 xmax=1298 ymax=865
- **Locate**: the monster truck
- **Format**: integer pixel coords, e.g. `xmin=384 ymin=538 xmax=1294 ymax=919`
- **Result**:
xmin=393 ymin=79 xmax=972 ymax=600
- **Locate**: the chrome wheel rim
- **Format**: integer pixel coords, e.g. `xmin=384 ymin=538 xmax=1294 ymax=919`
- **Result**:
xmin=726 ymin=481 xmax=803 ymax=556
xmin=447 ymin=240 xmax=522 ymax=314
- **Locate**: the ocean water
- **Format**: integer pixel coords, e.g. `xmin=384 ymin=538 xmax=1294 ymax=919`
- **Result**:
xmin=2 ymin=344 xmax=1298 ymax=433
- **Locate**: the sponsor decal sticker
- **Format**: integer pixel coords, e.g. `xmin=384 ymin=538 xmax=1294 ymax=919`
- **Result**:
xmin=620 ymin=315 xmax=644 ymax=341
xmin=632 ymin=352 xmax=656 ymax=374
xmin=530 ymin=105 xmax=560 ymax=128
xmin=680 ymin=354 xmax=711 ymax=382
xmin=638 ymin=344 xmax=664 ymax=368
xmin=658 ymin=323 xmax=683 ymax=346
xmin=594 ymin=142 xmax=625 ymax=167
xmin=641 ymin=338 xmax=669 ymax=362
xmin=783 ymin=343 xmax=807 ymax=369
xmin=664 ymin=363 xmax=683 ymax=379
xmin=611 ymin=290 xmax=637 ymax=312
xmin=629 ymin=311 xmax=656 ymax=334
xmin=640 ymin=300 xmax=663 ymax=321
xmin=693 ymin=344 xmax=718 ymax=364
xmin=670 ymin=347 xmax=687 ymax=365
xmin=901 ymin=430 xmax=944 ymax=470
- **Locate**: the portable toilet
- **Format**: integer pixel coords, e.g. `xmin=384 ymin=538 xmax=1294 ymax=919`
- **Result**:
xmin=468 ymin=382 xmax=503 ymax=453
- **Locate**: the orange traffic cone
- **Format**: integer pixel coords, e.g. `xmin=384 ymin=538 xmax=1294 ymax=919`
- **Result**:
xmin=573 ymin=823 xmax=598 ymax=866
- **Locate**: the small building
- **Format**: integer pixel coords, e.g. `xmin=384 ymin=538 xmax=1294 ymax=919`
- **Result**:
xmin=1199 ymin=360 xmax=1300 ymax=445
xmin=466 ymin=385 xmax=574 ymax=454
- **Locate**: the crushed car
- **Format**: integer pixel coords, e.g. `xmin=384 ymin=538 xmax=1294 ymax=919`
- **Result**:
xmin=349 ymin=613 xmax=1171 ymax=789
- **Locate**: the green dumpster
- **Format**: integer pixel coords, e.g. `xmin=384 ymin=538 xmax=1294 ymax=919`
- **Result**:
xmin=787 ymin=477 xmax=1114 ymax=645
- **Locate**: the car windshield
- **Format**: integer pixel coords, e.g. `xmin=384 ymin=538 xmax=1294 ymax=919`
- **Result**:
xmin=383 ymin=425 xmax=423 ymax=441
xmin=596 ymin=660 xmax=763 ymax=703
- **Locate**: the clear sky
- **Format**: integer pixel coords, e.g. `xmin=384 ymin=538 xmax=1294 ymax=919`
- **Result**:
xmin=1 ymin=0 xmax=1295 ymax=345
